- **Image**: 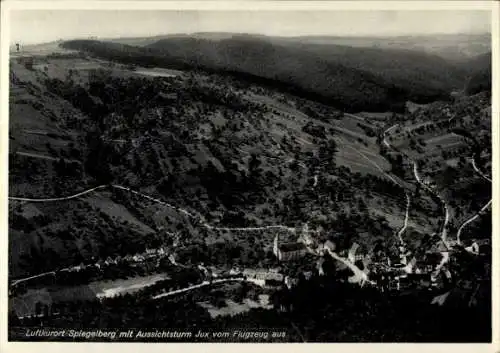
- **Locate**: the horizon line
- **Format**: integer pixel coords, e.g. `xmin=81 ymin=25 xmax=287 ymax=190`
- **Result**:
xmin=17 ymin=30 xmax=492 ymax=46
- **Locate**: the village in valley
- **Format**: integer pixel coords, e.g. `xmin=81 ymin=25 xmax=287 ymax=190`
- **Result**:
xmin=10 ymin=214 xmax=490 ymax=321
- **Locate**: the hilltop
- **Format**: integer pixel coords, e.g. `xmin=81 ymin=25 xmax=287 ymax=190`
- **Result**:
xmin=110 ymin=32 xmax=491 ymax=61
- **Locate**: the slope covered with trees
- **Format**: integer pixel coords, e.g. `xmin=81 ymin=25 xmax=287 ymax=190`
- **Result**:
xmin=10 ymin=55 xmax=427 ymax=279
xmin=461 ymin=52 xmax=491 ymax=95
xmin=62 ymin=36 xmax=468 ymax=112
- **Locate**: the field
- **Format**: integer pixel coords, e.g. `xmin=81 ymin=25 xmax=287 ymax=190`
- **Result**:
xmin=242 ymin=90 xmax=392 ymax=176
xmin=195 ymin=281 xmax=272 ymax=318
xmin=385 ymin=126 xmax=468 ymax=162
xmin=198 ymin=295 xmax=273 ymax=318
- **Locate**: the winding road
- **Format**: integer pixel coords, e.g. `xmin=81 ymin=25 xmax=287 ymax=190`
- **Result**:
xmin=471 ymin=156 xmax=492 ymax=182
xmin=456 ymin=200 xmax=492 ymax=245
xmin=343 ymin=124 xmax=411 ymax=243
xmin=382 ymin=124 xmax=399 ymax=149
xmin=9 ymin=185 xmax=108 ymax=202
xmin=10 ymin=175 xmax=324 ymax=286
xmin=397 ymin=193 xmax=411 ymax=244
xmin=383 ymin=123 xmax=450 ymax=247
xmin=9 ymin=184 xmax=304 ymax=234
xmin=455 ymin=155 xmax=492 ymax=244
xmin=380 ymin=124 xmax=412 ymax=243
xmin=412 ymin=162 xmax=450 ymax=247
xmin=410 ymin=160 xmax=451 ymax=280
xmin=383 ymin=116 xmax=492 ymax=283
xmin=382 ymin=122 xmax=454 ymax=284
xmin=152 ymin=277 xmax=246 ymax=300
xmin=11 ymin=271 xmax=56 ymax=287
xmin=326 ymin=249 xmax=374 ymax=287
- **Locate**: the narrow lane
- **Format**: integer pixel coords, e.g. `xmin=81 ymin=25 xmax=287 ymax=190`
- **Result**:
xmin=9 ymin=184 xmax=303 ymax=234
xmin=456 ymin=200 xmax=491 ymax=244
xmin=326 ymin=249 xmax=374 ymax=287
xmin=455 ymin=154 xmax=491 ymax=244
xmin=471 ymin=156 xmax=492 ymax=182
xmin=152 ymin=277 xmax=246 ymax=300
xmin=9 ymin=185 xmax=108 ymax=202
xmin=383 ymin=123 xmax=449 ymax=247
xmin=397 ymin=193 xmax=411 ymax=245
xmin=413 ymin=162 xmax=450 ymax=247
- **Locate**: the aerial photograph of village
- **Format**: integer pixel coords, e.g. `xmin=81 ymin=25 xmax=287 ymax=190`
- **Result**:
xmin=5 ymin=5 xmax=493 ymax=343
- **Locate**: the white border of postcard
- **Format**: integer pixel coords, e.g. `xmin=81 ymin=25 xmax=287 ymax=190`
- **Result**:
xmin=1 ymin=1 xmax=498 ymax=353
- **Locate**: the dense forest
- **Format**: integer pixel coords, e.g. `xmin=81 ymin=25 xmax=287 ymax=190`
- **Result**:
xmin=462 ymin=52 xmax=491 ymax=95
xmin=61 ymin=36 xmax=476 ymax=112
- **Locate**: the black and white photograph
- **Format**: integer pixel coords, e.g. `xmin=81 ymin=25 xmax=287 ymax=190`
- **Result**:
xmin=2 ymin=0 xmax=497 ymax=346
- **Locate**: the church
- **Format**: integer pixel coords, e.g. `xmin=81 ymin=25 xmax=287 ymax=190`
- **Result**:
xmin=273 ymin=231 xmax=308 ymax=261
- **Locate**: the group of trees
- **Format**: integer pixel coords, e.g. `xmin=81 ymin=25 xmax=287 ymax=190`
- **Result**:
xmin=302 ymin=122 xmax=327 ymax=139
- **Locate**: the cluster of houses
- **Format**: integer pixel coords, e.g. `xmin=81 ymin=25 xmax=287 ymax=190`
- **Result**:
xmin=12 ymin=214 xmax=489 ymax=301
xmin=223 ymin=266 xmax=312 ymax=290
xmin=9 ymin=246 xmax=174 ymax=295
xmin=270 ymin=225 xmax=489 ymax=294
xmin=61 ymin=246 xmax=170 ymax=274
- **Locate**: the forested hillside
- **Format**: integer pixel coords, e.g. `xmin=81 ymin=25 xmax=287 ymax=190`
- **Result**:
xmin=10 ymin=56 xmax=426 ymax=278
xmin=62 ymin=36 xmax=467 ymax=112
xmin=461 ymin=52 xmax=491 ymax=95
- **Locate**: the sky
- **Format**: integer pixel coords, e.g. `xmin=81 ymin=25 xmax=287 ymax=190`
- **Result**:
xmin=10 ymin=10 xmax=491 ymax=45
